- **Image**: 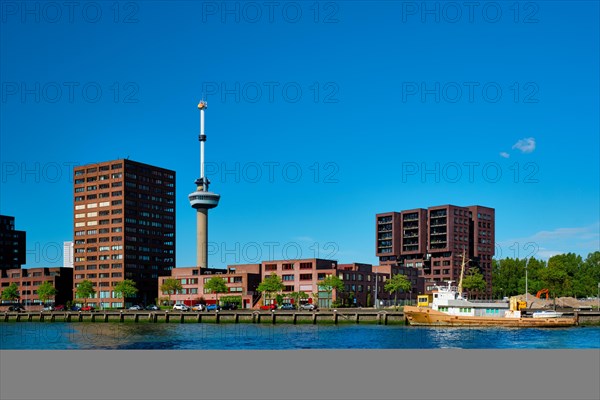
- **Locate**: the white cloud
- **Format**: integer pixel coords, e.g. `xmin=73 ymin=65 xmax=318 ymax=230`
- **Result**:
xmin=294 ymin=236 xmax=315 ymax=243
xmin=499 ymin=152 xmax=510 ymax=158
xmin=497 ymin=222 xmax=599 ymax=260
xmin=512 ymin=137 xmax=536 ymax=153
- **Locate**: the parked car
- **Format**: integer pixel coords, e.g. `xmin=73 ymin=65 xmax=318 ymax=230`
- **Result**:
xmin=260 ymin=304 xmax=277 ymax=310
xmin=191 ymin=304 xmax=205 ymax=311
xmin=173 ymin=304 xmax=190 ymax=311
xmin=70 ymin=305 xmax=81 ymax=311
xmin=145 ymin=304 xmax=159 ymax=311
xmin=300 ymin=303 xmax=317 ymax=311
xmin=129 ymin=305 xmax=143 ymax=311
xmin=53 ymin=305 xmax=65 ymax=311
xmin=8 ymin=305 xmax=25 ymax=312
xmin=42 ymin=305 xmax=54 ymax=312
xmin=205 ymin=304 xmax=221 ymax=311
xmin=80 ymin=305 xmax=95 ymax=312
xmin=221 ymin=303 xmax=238 ymax=310
xmin=279 ymin=303 xmax=295 ymax=310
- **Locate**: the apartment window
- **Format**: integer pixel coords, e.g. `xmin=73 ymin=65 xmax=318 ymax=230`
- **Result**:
xmin=282 ymin=263 xmax=294 ymax=270
xmin=317 ymin=273 xmax=326 ymax=280
xmin=299 ymin=274 xmax=312 ymax=281
xmin=299 ymin=262 xmax=312 ymax=269
xmin=282 ymin=275 xmax=294 ymax=281
xmin=265 ymin=264 xmax=277 ymax=271
xmin=283 ymin=285 xmax=294 ymax=292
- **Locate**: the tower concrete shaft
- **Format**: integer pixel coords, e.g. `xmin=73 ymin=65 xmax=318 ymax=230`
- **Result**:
xmin=196 ymin=208 xmax=208 ymax=268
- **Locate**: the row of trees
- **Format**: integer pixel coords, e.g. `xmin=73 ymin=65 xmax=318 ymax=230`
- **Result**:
xmin=492 ymin=251 xmax=600 ymax=299
xmin=0 ymin=279 xmax=140 ymax=306
xmin=257 ymin=272 xmax=413 ymax=309
xmin=159 ymin=272 xmax=415 ymax=309
xmin=1 ymin=281 xmax=58 ymax=303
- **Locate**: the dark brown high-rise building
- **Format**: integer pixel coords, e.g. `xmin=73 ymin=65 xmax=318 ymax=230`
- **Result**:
xmin=376 ymin=205 xmax=495 ymax=298
xmin=73 ymin=160 xmax=175 ymax=308
xmin=0 ymin=215 xmax=26 ymax=269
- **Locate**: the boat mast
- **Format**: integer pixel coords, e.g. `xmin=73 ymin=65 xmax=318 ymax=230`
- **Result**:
xmin=457 ymin=250 xmax=467 ymax=298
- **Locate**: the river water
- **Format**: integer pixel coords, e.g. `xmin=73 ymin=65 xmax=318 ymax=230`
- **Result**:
xmin=1 ymin=323 xmax=599 ymax=350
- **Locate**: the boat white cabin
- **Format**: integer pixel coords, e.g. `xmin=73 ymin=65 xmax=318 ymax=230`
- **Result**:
xmin=532 ymin=310 xmax=563 ymax=318
xmin=430 ymin=281 xmax=513 ymax=318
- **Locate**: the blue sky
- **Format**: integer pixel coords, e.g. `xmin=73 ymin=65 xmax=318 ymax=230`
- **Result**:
xmin=1 ymin=1 xmax=598 ymax=268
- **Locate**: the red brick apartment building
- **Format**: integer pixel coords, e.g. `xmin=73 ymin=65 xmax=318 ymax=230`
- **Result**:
xmin=157 ymin=264 xmax=262 ymax=309
xmin=336 ymin=263 xmax=423 ymax=307
xmin=0 ymin=267 xmax=73 ymax=310
xmin=72 ymin=159 xmax=176 ymax=308
xmin=376 ymin=204 xmax=495 ymax=298
xmin=160 ymin=259 xmax=422 ymax=309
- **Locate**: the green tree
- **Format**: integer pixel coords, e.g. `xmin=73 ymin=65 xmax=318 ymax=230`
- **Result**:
xmin=318 ymin=274 xmax=344 ymax=308
xmin=581 ymin=251 xmax=600 ymax=297
xmin=384 ymin=273 xmax=412 ymax=308
xmin=289 ymin=291 xmax=309 ymax=310
xmin=160 ymin=278 xmax=182 ymax=306
xmin=1 ymin=283 xmax=19 ymax=302
xmin=75 ymin=280 xmax=96 ymax=306
xmin=462 ymin=267 xmax=487 ymax=299
xmin=113 ymin=279 xmax=139 ymax=301
xmin=539 ymin=262 xmax=570 ymax=300
xmin=257 ymin=273 xmax=285 ymax=306
xmin=204 ymin=276 xmax=228 ymax=306
xmin=36 ymin=281 xmax=57 ymax=304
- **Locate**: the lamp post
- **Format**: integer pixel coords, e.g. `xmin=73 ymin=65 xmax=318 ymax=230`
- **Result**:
xmin=597 ymin=282 xmax=599 ymax=311
xmin=374 ymin=266 xmax=378 ymax=309
xmin=525 ymin=258 xmax=529 ymax=307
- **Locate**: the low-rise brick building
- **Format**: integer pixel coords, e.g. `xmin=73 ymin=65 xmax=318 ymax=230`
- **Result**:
xmin=0 ymin=267 xmax=74 ymax=310
xmin=157 ymin=264 xmax=261 ymax=309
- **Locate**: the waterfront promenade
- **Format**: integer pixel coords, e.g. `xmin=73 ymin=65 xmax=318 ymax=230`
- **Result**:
xmin=2 ymin=309 xmax=600 ymax=325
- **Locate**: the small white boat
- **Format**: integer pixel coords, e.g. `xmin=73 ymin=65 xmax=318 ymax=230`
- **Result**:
xmin=532 ymin=310 xmax=563 ymax=318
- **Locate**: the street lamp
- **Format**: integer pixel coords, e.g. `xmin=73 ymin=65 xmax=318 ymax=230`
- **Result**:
xmin=525 ymin=258 xmax=529 ymax=307
xmin=374 ymin=266 xmax=378 ymax=309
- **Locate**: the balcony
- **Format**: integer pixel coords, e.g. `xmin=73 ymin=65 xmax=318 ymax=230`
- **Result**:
xmin=430 ymin=211 xmax=447 ymax=218
xmin=430 ymin=231 xmax=446 ymax=236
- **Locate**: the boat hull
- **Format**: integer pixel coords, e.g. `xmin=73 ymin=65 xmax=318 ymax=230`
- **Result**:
xmin=403 ymin=306 xmax=577 ymax=328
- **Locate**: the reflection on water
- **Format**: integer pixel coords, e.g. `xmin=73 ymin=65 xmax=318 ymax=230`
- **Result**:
xmin=1 ymin=323 xmax=598 ymax=350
